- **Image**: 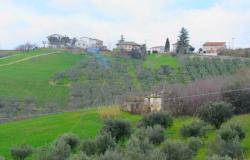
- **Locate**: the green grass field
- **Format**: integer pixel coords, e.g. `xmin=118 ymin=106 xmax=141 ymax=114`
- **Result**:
xmin=0 ymin=109 xmax=249 ymax=159
xmin=0 ymin=49 xmax=85 ymax=106
xmin=0 ymin=50 xmax=179 ymax=107
xmin=143 ymin=54 xmax=179 ymax=70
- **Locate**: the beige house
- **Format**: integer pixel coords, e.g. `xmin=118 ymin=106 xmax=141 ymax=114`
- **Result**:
xmin=122 ymin=93 xmax=162 ymax=114
xmin=202 ymin=42 xmax=226 ymax=56
xmin=116 ymin=41 xmax=141 ymax=52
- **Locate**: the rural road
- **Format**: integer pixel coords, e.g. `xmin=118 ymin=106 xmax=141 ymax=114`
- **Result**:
xmin=0 ymin=51 xmax=59 ymax=67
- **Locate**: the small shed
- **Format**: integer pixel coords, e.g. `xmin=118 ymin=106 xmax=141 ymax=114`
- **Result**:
xmin=122 ymin=93 xmax=162 ymax=114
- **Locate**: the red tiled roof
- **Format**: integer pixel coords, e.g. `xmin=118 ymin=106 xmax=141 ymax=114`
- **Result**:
xmin=203 ymin=42 xmax=226 ymax=47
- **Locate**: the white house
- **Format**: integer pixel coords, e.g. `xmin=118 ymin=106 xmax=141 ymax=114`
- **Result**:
xmin=76 ymin=37 xmax=103 ymax=49
xmin=150 ymin=46 xmax=165 ymax=54
xmin=47 ymin=34 xmax=63 ymax=48
xmin=202 ymin=42 xmax=226 ymax=56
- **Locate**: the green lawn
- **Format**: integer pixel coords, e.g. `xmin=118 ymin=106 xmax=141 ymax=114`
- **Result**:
xmin=0 ymin=109 xmax=249 ymax=159
xmin=0 ymin=49 xmax=84 ymax=106
xmin=0 ymin=109 xmax=140 ymax=159
xmin=143 ymin=54 xmax=179 ymax=70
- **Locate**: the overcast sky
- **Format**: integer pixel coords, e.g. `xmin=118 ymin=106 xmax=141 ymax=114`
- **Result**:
xmin=0 ymin=0 xmax=250 ymax=49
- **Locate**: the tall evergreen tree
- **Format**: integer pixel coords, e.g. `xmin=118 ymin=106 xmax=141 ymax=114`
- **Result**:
xmin=165 ymin=38 xmax=170 ymax=52
xmin=176 ymin=27 xmax=189 ymax=54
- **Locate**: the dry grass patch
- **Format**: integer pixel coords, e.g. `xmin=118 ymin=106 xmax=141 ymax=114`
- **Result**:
xmin=97 ymin=106 xmax=121 ymax=119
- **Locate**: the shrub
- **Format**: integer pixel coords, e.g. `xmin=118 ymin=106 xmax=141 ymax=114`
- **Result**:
xmin=0 ymin=156 xmax=4 ymax=160
xmin=138 ymin=112 xmax=173 ymax=129
xmin=198 ymin=102 xmax=234 ymax=128
xmin=55 ymin=133 xmax=80 ymax=151
xmin=180 ymin=121 xmax=208 ymax=138
xmin=161 ymin=140 xmax=193 ymax=160
xmin=206 ymin=155 xmax=232 ymax=160
xmin=10 ymin=145 xmax=33 ymax=160
xmin=188 ymin=137 xmax=202 ymax=155
xmin=217 ymin=124 xmax=245 ymax=142
xmin=69 ymin=152 xmax=91 ymax=160
xmin=146 ymin=125 xmax=165 ymax=145
xmin=98 ymin=150 xmax=123 ymax=160
xmin=101 ymin=119 xmax=131 ymax=141
xmin=229 ymin=124 xmax=245 ymax=140
xmin=135 ymin=125 xmax=165 ymax=145
xmin=95 ymin=132 xmax=116 ymax=155
xmin=81 ymin=140 xmax=97 ymax=156
xmin=125 ymin=136 xmax=153 ymax=159
xmin=209 ymin=136 xmax=243 ymax=159
xmin=52 ymin=140 xmax=71 ymax=160
xmin=35 ymin=146 xmax=54 ymax=160
xmin=222 ymin=83 xmax=250 ymax=114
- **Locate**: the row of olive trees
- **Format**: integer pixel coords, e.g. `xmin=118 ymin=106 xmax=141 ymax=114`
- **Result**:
xmin=7 ymin=107 xmax=246 ymax=160
xmin=0 ymin=97 xmax=59 ymax=122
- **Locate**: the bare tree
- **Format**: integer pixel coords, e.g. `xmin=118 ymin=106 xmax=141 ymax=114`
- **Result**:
xmin=42 ymin=41 xmax=47 ymax=48
xmin=16 ymin=43 xmax=38 ymax=52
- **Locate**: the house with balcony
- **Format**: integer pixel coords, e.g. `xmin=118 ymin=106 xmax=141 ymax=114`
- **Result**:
xmin=202 ymin=42 xmax=226 ymax=56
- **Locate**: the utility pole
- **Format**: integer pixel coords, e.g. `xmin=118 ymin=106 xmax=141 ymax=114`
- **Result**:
xmin=232 ymin=37 xmax=235 ymax=49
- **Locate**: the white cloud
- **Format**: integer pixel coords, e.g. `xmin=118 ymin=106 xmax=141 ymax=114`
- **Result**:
xmin=0 ymin=0 xmax=249 ymax=49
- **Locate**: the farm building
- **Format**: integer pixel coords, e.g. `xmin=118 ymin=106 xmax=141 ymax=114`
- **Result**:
xmin=202 ymin=42 xmax=226 ymax=56
xmin=122 ymin=93 xmax=162 ymax=114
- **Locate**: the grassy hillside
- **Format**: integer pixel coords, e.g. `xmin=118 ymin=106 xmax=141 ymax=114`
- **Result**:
xmin=0 ymin=108 xmax=249 ymax=159
xmin=0 ymin=109 xmax=140 ymax=159
xmin=0 ymin=49 xmax=85 ymax=106
xmin=0 ymin=50 xmax=179 ymax=108
xmin=143 ymin=54 xmax=179 ymax=70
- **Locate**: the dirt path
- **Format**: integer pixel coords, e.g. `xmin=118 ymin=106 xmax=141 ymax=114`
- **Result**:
xmin=0 ymin=51 xmax=59 ymax=67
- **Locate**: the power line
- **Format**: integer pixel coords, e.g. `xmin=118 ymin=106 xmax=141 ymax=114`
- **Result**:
xmin=163 ymin=87 xmax=250 ymax=101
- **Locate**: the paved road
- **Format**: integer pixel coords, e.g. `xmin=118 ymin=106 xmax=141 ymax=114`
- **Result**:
xmin=0 ymin=51 xmax=59 ymax=67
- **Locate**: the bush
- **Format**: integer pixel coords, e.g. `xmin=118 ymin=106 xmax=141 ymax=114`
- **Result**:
xmin=52 ymin=140 xmax=71 ymax=160
xmin=95 ymin=132 xmax=116 ymax=155
xmin=229 ymin=124 xmax=245 ymax=140
xmin=0 ymin=156 xmax=4 ymax=160
xmin=101 ymin=119 xmax=131 ymax=141
xmin=125 ymin=135 xmax=153 ymax=159
xmin=161 ymin=140 xmax=193 ymax=160
xmin=98 ymin=150 xmax=123 ymax=160
xmin=222 ymin=83 xmax=250 ymax=114
xmin=180 ymin=121 xmax=208 ymax=138
xmin=135 ymin=125 xmax=165 ymax=145
xmin=138 ymin=112 xmax=173 ymax=129
xmin=206 ymin=155 xmax=232 ymax=160
xmin=209 ymin=136 xmax=243 ymax=159
xmin=55 ymin=133 xmax=80 ymax=151
xmin=217 ymin=127 xmax=238 ymax=142
xmin=198 ymin=102 xmax=234 ymax=128
xmin=69 ymin=152 xmax=91 ymax=160
xmin=188 ymin=137 xmax=202 ymax=155
xmin=35 ymin=146 xmax=54 ymax=160
xmin=82 ymin=140 xmax=97 ymax=156
xmin=10 ymin=145 xmax=33 ymax=160
xmin=217 ymin=124 xmax=245 ymax=142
